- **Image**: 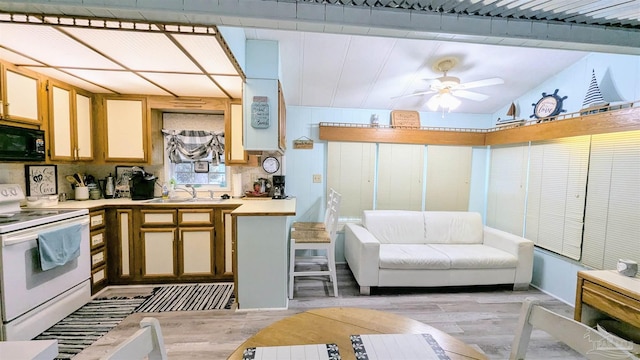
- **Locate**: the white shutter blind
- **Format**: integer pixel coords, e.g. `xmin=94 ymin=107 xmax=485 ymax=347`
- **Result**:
xmin=377 ymin=143 xmax=424 ymax=210
xmin=487 ymin=144 xmax=528 ymax=236
xmin=327 ymin=142 xmax=376 ymax=220
xmin=525 ymin=136 xmax=590 ymax=260
xmin=582 ymin=131 xmax=640 ymax=270
xmin=425 ymin=145 xmax=472 ymax=211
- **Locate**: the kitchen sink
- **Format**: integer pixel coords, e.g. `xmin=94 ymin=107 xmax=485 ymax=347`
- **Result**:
xmin=143 ymin=197 xmax=223 ymax=204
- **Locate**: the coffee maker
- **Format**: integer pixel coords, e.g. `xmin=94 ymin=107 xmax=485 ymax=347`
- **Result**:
xmin=272 ymin=175 xmax=285 ymax=199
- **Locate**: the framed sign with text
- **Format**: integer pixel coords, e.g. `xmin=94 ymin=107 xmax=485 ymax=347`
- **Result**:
xmin=25 ymin=165 xmax=58 ymax=196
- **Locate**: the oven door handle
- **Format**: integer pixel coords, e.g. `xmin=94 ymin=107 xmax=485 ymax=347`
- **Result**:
xmin=3 ymin=217 xmax=90 ymax=246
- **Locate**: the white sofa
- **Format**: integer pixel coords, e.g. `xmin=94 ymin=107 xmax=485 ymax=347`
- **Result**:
xmin=344 ymin=210 xmax=534 ymax=295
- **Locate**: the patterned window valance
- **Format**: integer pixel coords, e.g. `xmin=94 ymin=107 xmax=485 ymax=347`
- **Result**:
xmin=162 ymin=129 xmax=225 ymax=164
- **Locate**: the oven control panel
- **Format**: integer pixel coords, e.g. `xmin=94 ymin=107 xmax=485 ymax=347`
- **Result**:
xmin=0 ymin=184 xmax=24 ymax=202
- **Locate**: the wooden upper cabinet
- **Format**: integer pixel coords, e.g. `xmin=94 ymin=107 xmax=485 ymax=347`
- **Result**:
xmin=48 ymin=81 xmax=94 ymax=161
xmin=226 ymin=102 xmax=248 ymax=164
xmin=1 ymin=65 xmax=41 ymax=125
xmin=103 ymin=97 xmax=148 ymax=162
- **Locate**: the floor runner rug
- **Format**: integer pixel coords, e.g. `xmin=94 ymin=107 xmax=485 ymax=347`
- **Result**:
xmin=134 ymin=283 xmax=235 ymax=313
xmin=34 ymin=297 xmax=148 ymax=360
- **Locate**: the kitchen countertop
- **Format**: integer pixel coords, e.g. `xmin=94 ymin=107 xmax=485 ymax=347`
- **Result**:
xmin=30 ymin=197 xmax=296 ymax=216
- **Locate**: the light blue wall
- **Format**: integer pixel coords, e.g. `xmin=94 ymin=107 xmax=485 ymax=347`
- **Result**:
xmin=491 ymin=52 xmax=640 ymax=304
xmin=284 ymin=106 xmax=494 ymax=263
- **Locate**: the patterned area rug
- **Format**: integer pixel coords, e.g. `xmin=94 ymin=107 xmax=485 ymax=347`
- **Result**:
xmin=34 ymin=297 xmax=148 ymax=360
xmin=134 ymin=283 xmax=235 ymax=313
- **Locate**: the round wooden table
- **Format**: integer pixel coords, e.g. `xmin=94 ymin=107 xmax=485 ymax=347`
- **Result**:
xmin=228 ymin=307 xmax=488 ymax=360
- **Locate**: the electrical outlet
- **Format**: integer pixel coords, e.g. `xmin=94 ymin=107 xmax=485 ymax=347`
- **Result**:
xmin=313 ymin=174 xmax=322 ymax=183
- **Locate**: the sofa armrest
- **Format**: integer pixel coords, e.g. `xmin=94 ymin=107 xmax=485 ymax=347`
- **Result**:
xmin=483 ymin=226 xmax=534 ymax=287
xmin=344 ymin=223 xmax=380 ymax=287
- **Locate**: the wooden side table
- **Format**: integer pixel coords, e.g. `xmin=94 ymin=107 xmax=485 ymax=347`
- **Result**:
xmin=574 ymin=270 xmax=640 ymax=328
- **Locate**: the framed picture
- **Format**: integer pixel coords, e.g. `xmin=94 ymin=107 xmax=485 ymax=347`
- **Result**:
xmin=25 ymin=165 xmax=58 ymax=196
xmin=194 ymin=161 xmax=209 ymax=173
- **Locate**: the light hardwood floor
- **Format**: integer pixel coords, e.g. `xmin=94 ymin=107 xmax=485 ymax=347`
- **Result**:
xmin=74 ymin=264 xmax=584 ymax=360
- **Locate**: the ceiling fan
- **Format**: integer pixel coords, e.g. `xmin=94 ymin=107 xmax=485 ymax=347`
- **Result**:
xmin=394 ymin=57 xmax=504 ymax=111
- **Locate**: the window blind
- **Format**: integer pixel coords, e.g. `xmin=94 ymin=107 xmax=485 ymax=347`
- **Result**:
xmin=376 ymin=144 xmax=424 ymax=210
xmin=425 ymin=145 xmax=472 ymax=211
xmin=525 ymin=136 xmax=590 ymax=260
xmin=582 ymin=131 xmax=640 ymax=270
xmin=486 ymin=144 xmax=528 ymax=236
xmin=327 ymin=142 xmax=376 ymax=220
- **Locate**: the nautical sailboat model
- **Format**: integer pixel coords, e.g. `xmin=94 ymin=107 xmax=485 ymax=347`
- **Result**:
xmin=496 ymin=102 xmax=523 ymax=127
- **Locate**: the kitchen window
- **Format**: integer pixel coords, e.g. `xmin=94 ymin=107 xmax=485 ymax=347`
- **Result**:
xmin=162 ymin=113 xmax=229 ymax=190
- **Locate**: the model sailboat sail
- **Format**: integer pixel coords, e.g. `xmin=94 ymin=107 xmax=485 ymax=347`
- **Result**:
xmin=582 ymin=70 xmax=607 ymax=109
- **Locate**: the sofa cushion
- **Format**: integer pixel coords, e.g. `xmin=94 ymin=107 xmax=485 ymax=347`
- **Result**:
xmin=379 ymin=244 xmax=450 ymax=270
xmin=429 ymin=244 xmax=517 ymax=269
xmin=363 ymin=210 xmax=425 ymax=244
xmin=424 ymin=212 xmax=484 ymax=244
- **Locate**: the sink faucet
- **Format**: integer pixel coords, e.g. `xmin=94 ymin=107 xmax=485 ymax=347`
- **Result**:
xmin=174 ymin=185 xmax=197 ymax=199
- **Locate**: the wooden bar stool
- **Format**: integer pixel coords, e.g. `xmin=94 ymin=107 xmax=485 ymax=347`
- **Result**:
xmin=288 ymin=191 xmax=341 ymax=299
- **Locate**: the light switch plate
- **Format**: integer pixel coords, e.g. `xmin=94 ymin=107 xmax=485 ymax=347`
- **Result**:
xmin=313 ymin=174 xmax=322 ymax=183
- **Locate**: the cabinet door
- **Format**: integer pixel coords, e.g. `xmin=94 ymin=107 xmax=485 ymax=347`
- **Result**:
xmin=226 ymin=102 xmax=248 ymax=164
xmin=222 ymin=209 xmax=234 ymax=277
xmin=49 ymin=84 xmax=74 ymax=160
xmin=3 ymin=68 xmax=40 ymax=124
xmin=117 ymin=209 xmax=133 ymax=278
xmin=141 ymin=228 xmax=177 ymax=277
xmin=104 ymin=98 xmax=146 ymax=162
xmin=75 ymin=92 xmax=93 ymax=160
xmin=179 ymin=227 xmax=214 ymax=276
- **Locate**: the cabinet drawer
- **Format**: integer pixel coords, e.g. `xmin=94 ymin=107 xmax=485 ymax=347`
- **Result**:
xmin=178 ymin=209 xmax=214 ymax=226
xmin=141 ymin=210 xmax=176 ymax=226
xmin=91 ymin=265 xmax=107 ymax=285
xmin=91 ymin=247 xmax=107 ymax=268
xmin=89 ymin=210 xmax=106 ymax=230
xmin=582 ymin=280 xmax=640 ymax=328
xmin=90 ymin=229 xmax=105 ymax=250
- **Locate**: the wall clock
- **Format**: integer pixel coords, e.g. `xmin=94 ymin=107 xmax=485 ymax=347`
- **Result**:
xmin=262 ymin=156 xmax=280 ymax=174
xmin=530 ymin=89 xmax=567 ymax=120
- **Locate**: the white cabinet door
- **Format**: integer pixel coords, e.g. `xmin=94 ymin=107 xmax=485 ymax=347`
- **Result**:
xmin=105 ymin=98 xmax=146 ymax=161
xmin=3 ymin=68 xmax=40 ymax=123
xmin=142 ymin=228 xmax=176 ymax=276
xmin=226 ymin=103 xmax=247 ymax=163
xmin=75 ymin=93 xmax=93 ymax=159
xmin=49 ymin=84 xmax=93 ymax=161
xmin=50 ymin=85 xmax=73 ymax=159
xmin=180 ymin=227 xmax=214 ymax=275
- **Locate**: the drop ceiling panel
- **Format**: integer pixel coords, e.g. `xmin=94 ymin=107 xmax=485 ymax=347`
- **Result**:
xmin=173 ymin=34 xmax=238 ymax=75
xmin=23 ymin=66 xmax=114 ymax=94
xmin=63 ymin=27 xmax=201 ymax=72
xmin=0 ymin=48 xmax=42 ymax=66
xmin=63 ymin=69 xmax=171 ymax=96
xmin=0 ymin=23 xmax=123 ymax=69
xmin=139 ymin=72 xmax=227 ymax=97
xmin=211 ymin=75 xmax=243 ymax=99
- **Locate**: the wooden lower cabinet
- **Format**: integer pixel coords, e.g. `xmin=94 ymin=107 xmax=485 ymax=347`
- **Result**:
xmin=108 ymin=206 xmax=235 ymax=285
xmin=89 ymin=209 xmax=108 ymax=294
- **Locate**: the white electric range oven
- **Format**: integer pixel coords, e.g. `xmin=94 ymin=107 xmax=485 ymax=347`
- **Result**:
xmin=0 ymin=184 xmax=90 ymax=340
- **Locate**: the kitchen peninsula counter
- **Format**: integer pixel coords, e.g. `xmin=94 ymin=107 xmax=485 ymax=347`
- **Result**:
xmin=33 ymin=197 xmax=295 ymax=216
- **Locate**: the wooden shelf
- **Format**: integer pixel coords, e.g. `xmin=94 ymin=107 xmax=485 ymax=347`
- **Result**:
xmin=319 ymin=102 xmax=640 ymax=146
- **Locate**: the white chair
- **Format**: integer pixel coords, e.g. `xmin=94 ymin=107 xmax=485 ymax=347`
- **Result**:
xmin=291 ymin=188 xmax=337 ymax=231
xmin=510 ymin=299 xmax=637 ymax=360
xmin=289 ymin=191 xmax=342 ymax=299
xmin=101 ymin=317 xmax=168 ymax=360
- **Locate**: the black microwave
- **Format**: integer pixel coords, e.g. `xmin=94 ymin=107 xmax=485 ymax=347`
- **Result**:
xmin=0 ymin=125 xmax=46 ymax=161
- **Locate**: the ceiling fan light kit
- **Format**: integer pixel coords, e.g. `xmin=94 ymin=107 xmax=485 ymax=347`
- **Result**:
xmin=394 ymin=56 xmax=504 ymax=114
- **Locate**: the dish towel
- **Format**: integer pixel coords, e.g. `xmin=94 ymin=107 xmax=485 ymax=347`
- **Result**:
xmin=38 ymin=224 xmax=82 ymax=271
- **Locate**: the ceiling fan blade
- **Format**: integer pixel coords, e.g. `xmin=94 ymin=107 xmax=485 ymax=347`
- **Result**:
xmin=391 ymin=89 xmax=437 ymax=100
xmin=451 ymin=90 xmax=489 ymax=101
xmin=456 ymin=77 xmax=504 ymax=90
